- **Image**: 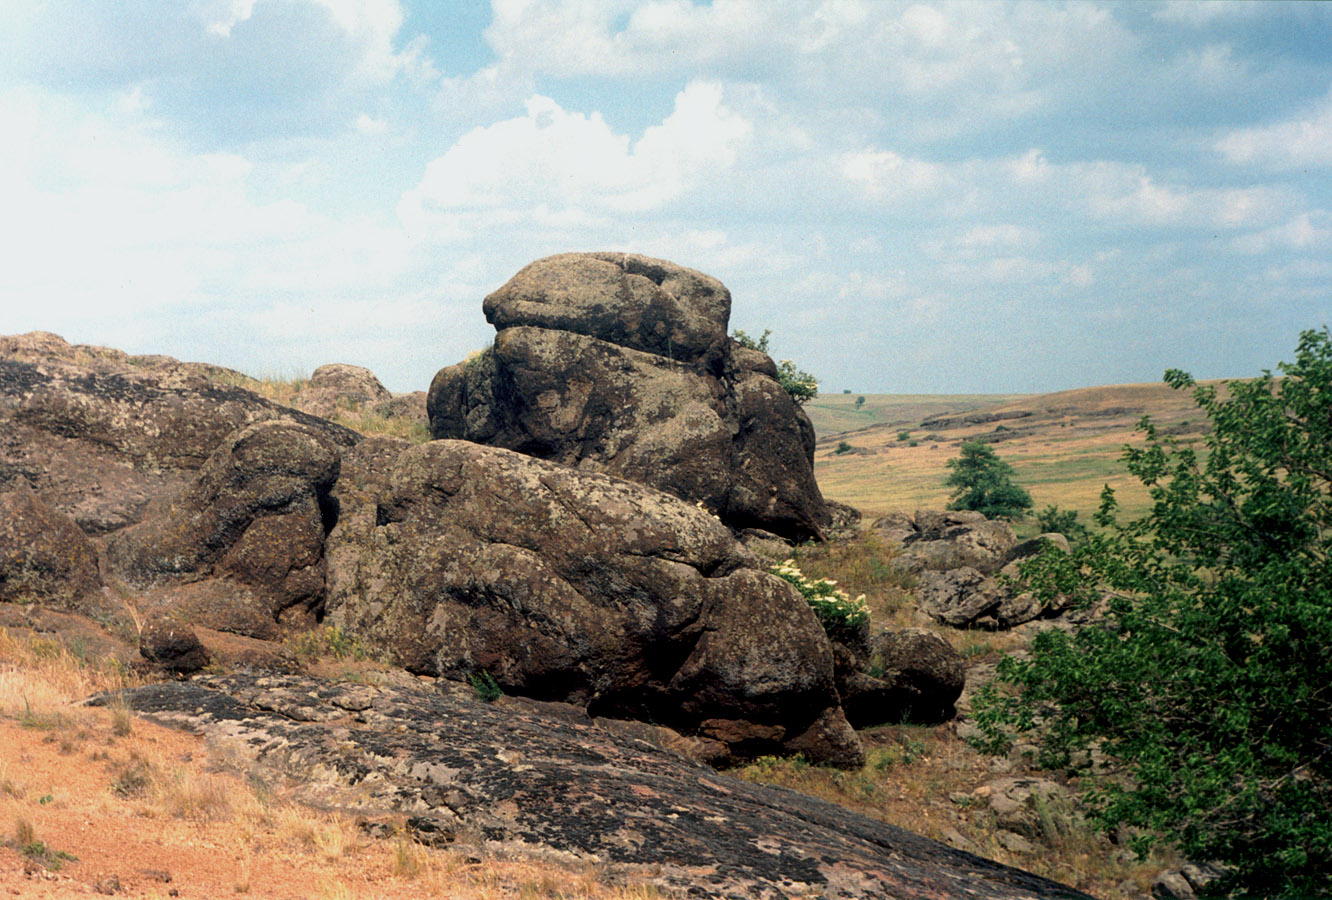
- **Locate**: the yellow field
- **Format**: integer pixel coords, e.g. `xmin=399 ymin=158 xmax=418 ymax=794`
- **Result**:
xmin=811 ymin=381 xmax=1219 ymax=524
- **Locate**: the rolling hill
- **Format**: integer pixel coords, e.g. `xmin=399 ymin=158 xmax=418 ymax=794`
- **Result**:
xmin=810 ymin=382 xmax=1218 ymax=524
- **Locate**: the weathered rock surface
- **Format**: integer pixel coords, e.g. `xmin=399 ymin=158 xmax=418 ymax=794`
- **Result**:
xmin=0 ymin=486 xmax=104 ymax=612
xmin=294 ymin=363 xmax=394 ymax=419
xmin=868 ymin=628 xmax=966 ymax=722
xmin=138 ymin=616 xmax=210 ymax=673
xmin=427 ymin=253 xmax=830 ymax=541
xmin=0 ymin=332 xmax=358 ymax=534
xmin=483 ymin=252 xmax=733 ymax=368
xmin=105 ymin=421 xmax=343 ymax=638
xmin=327 ymin=438 xmax=861 ymax=766
xmin=876 ymin=510 xmax=1018 ymax=575
xmin=875 ymin=511 xmax=1073 ymax=629
xmin=117 ymin=673 xmax=1092 ymax=900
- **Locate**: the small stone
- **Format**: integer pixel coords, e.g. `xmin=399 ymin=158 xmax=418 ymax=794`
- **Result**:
xmin=996 ymin=831 xmax=1038 ymax=854
xmin=139 ymin=616 xmax=210 ymax=674
xmin=1152 ymin=870 xmax=1197 ymax=899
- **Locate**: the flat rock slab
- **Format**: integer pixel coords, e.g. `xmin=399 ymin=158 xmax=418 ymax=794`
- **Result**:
xmin=117 ymin=674 xmax=1090 ymax=900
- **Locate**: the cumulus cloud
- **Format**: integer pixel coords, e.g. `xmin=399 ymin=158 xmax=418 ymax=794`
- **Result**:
xmin=1217 ymin=88 xmax=1332 ymax=169
xmin=3 ymin=0 xmax=425 ymax=143
xmin=839 ymin=150 xmax=946 ymax=201
xmin=1231 ymin=213 xmax=1332 ymax=255
xmin=402 ymin=81 xmax=750 ymax=219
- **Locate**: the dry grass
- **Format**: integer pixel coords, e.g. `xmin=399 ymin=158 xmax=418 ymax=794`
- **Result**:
xmin=732 ymin=525 xmax=1182 ymax=898
xmin=765 ymin=531 xmax=921 ymax=632
xmin=0 ymin=624 xmax=674 ymax=899
xmin=211 ymin=370 xmax=431 ymax=442
xmin=811 ymin=382 xmax=1219 ymax=523
xmin=730 ymin=721 xmax=1166 ymax=897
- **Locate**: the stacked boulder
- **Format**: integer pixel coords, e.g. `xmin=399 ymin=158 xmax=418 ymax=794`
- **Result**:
xmin=325 ymin=439 xmax=862 ymax=767
xmin=427 ymin=252 xmax=831 ymax=542
xmin=0 ymin=249 xmax=875 ymax=767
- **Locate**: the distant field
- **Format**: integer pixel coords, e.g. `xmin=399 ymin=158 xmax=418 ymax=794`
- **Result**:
xmin=812 ymin=382 xmax=1219 ymax=525
xmin=803 ymin=393 xmax=1028 ymax=439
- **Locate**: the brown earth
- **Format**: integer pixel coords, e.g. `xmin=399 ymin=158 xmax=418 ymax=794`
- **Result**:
xmin=0 ymin=633 xmax=672 ymax=900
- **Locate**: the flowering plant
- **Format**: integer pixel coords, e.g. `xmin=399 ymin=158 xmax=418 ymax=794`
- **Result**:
xmin=770 ymin=558 xmax=869 ymax=641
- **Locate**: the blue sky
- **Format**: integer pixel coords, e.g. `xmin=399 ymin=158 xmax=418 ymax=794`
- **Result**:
xmin=2 ymin=1 xmax=1330 ymax=394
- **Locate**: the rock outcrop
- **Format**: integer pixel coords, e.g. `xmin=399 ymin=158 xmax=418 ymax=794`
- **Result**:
xmin=0 ymin=486 xmax=103 ymax=612
xmin=294 ymin=363 xmax=393 ymax=419
xmin=327 ymin=438 xmax=861 ymax=767
xmin=877 ymin=509 xmax=1018 ymax=575
xmin=875 ymin=511 xmax=1073 ymax=629
xmin=116 ymin=673 xmax=1093 ymax=900
xmin=106 ymin=421 xmax=343 ymax=639
xmin=427 ymin=252 xmax=830 ymax=541
xmin=0 ymin=332 xmax=358 ymax=534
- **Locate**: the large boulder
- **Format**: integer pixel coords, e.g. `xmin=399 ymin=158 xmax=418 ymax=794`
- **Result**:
xmin=294 ymin=363 xmax=393 ymax=419
xmin=105 ymin=421 xmax=342 ymax=638
xmin=326 ymin=439 xmax=861 ymax=767
xmin=876 ymin=509 xmax=1018 ymax=575
xmin=914 ymin=535 xmax=1076 ymax=629
xmin=482 ymin=251 xmax=733 ymax=368
xmin=0 ymin=487 xmax=104 ymax=613
xmin=0 ymin=332 xmax=359 ymax=534
xmin=427 ymin=253 xmax=830 ymax=542
xmin=871 ymin=628 xmax=966 ymax=721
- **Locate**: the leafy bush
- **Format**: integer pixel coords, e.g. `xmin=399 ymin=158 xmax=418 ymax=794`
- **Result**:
xmin=973 ymin=328 xmax=1332 ymax=897
xmin=834 ymin=441 xmax=852 ymax=455
xmin=468 ymin=671 xmax=503 ymax=703
xmin=1035 ymin=504 xmax=1091 ymax=548
xmin=771 ymin=559 xmax=869 ymax=643
xmin=732 ymin=329 xmax=819 ymax=403
xmin=943 ymin=441 xmax=1033 ymax=520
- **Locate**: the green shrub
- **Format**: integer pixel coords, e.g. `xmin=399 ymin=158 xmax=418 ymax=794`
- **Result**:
xmin=771 ymin=558 xmax=869 ymax=643
xmin=974 ymin=328 xmax=1332 ymax=897
xmin=732 ymin=329 xmax=818 ymax=403
xmin=468 ymin=671 xmax=503 ymax=703
xmin=834 ymin=441 xmax=852 ymax=455
xmin=1035 ymin=504 xmax=1091 ymax=548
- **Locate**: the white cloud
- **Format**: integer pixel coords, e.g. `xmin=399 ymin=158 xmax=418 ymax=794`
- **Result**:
xmin=1232 ymin=213 xmax=1332 ymax=255
xmin=1217 ymin=88 xmax=1332 ymax=169
xmin=402 ymin=81 xmax=750 ymax=219
xmin=0 ymin=85 xmax=424 ymax=363
xmin=839 ymin=150 xmax=945 ymax=200
xmin=1154 ymin=1 xmax=1265 ymax=27
xmin=203 ymin=0 xmax=260 ymax=37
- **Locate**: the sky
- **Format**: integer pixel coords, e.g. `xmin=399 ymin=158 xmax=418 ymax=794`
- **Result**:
xmin=2 ymin=1 xmax=1330 ymax=395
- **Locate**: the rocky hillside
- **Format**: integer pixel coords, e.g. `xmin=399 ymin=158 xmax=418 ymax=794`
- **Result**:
xmin=0 ymin=253 xmax=1098 ymax=899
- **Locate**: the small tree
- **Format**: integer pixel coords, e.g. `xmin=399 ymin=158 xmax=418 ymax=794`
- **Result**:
xmin=943 ymin=441 xmax=1033 ymax=520
xmin=731 ymin=329 xmax=818 ymax=403
xmin=974 ymin=328 xmax=1332 ymax=897
xmin=1035 ymin=504 xmax=1091 ymax=549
